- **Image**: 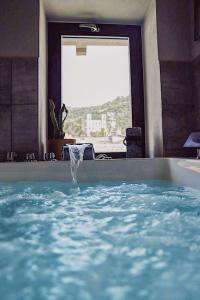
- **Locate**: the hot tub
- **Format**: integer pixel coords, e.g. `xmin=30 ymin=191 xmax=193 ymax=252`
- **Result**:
xmin=0 ymin=158 xmax=200 ymax=300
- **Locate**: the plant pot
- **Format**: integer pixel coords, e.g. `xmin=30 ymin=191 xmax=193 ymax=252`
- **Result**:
xmin=48 ymin=138 xmax=76 ymax=160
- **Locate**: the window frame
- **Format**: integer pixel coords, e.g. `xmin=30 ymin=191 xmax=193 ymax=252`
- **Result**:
xmin=48 ymin=23 xmax=145 ymax=158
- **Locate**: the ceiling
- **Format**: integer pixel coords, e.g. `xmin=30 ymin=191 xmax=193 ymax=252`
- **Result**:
xmin=43 ymin=0 xmax=150 ymax=24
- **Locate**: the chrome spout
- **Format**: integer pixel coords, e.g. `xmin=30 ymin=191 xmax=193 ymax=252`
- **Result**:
xmin=79 ymin=24 xmax=100 ymax=32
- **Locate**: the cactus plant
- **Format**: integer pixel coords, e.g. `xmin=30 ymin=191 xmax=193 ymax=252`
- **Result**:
xmin=49 ymin=99 xmax=68 ymax=139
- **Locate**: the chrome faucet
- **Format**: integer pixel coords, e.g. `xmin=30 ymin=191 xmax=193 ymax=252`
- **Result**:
xmin=79 ymin=24 xmax=100 ymax=32
xmin=7 ymin=152 xmax=17 ymax=162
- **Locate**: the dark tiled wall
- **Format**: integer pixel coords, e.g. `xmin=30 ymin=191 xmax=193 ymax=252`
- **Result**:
xmin=160 ymin=61 xmax=196 ymax=157
xmin=193 ymin=56 xmax=200 ymax=129
xmin=0 ymin=58 xmax=38 ymax=161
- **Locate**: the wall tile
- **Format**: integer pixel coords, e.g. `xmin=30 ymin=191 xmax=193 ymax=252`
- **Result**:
xmin=0 ymin=59 xmax=11 ymax=104
xmin=161 ymin=86 xmax=194 ymax=105
xmin=160 ymin=61 xmax=195 ymax=157
xmin=193 ymin=56 xmax=200 ymax=129
xmin=0 ymin=105 xmax=11 ymax=152
xmin=12 ymin=58 xmax=38 ymax=105
xmin=12 ymin=104 xmax=38 ymax=153
xmin=160 ymin=62 xmax=193 ymax=87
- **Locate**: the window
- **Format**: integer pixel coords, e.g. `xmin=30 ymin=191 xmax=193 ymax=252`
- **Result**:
xmin=48 ymin=23 xmax=145 ymax=157
xmin=61 ymin=37 xmax=132 ymax=152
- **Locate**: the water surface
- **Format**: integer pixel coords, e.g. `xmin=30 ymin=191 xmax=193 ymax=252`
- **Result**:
xmin=0 ymin=180 xmax=200 ymax=300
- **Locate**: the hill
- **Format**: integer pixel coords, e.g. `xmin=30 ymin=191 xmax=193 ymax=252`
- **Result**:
xmin=64 ymin=96 xmax=132 ymax=137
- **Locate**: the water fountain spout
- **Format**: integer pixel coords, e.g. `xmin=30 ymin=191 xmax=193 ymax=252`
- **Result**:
xmin=68 ymin=144 xmax=89 ymax=183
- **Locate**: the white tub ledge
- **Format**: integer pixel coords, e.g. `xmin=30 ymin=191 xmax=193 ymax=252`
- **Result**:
xmin=0 ymin=158 xmax=200 ymax=189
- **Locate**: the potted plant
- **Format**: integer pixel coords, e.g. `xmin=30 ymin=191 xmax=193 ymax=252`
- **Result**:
xmin=48 ymin=99 xmax=76 ymax=159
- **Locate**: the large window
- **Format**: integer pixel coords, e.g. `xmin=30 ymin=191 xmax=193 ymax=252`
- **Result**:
xmin=61 ymin=37 xmax=132 ymax=152
xmin=48 ymin=23 xmax=145 ymax=157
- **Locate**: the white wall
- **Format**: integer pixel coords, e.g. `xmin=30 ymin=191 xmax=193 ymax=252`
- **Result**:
xmin=38 ymin=0 xmax=48 ymax=158
xmin=0 ymin=0 xmax=39 ymax=57
xmin=142 ymin=0 xmax=163 ymax=158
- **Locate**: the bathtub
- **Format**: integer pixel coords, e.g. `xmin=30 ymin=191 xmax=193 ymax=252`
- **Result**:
xmin=1 ymin=158 xmax=200 ymax=300
xmin=0 ymin=158 xmax=199 ymax=189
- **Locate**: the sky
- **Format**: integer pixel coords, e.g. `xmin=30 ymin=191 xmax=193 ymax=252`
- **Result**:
xmin=61 ymin=44 xmax=130 ymax=108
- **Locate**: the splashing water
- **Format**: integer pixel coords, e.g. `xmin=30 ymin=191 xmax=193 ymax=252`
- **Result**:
xmin=68 ymin=144 xmax=89 ymax=183
xmin=1 ymin=180 xmax=200 ymax=300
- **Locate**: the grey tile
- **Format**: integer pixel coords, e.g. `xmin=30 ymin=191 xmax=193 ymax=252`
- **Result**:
xmin=0 ymin=59 xmax=11 ymax=104
xmin=193 ymin=66 xmax=200 ymax=85
xmin=193 ymin=57 xmax=200 ymax=129
xmin=0 ymin=105 xmax=11 ymax=152
xmin=162 ymin=103 xmax=195 ymax=142
xmin=160 ymin=61 xmax=192 ymax=87
xmin=0 ymin=152 xmax=8 ymax=162
xmin=164 ymin=148 xmax=195 ymax=158
xmin=162 ymin=103 xmax=194 ymax=119
xmin=12 ymin=58 xmax=38 ymax=105
xmin=193 ymin=55 xmax=200 ymax=85
xmin=160 ymin=60 xmax=196 ymax=157
xmin=161 ymin=86 xmax=194 ymax=105
xmin=12 ymin=105 xmax=39 ymax=153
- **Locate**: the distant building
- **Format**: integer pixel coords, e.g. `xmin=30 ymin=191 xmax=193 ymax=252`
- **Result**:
xmin=84 ymin=114 xmax=107 ymax=136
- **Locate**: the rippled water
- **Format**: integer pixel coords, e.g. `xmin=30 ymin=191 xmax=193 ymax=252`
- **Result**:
xmin=0 ymin=180 xmax=200 ymax=300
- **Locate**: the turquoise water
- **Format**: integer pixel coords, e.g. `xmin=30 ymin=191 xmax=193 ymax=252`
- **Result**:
xmin=0 ymin=180 xmax=200 ymax=300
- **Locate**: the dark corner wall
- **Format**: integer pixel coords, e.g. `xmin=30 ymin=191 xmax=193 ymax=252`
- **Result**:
xmin=0 ymin=0 xmax=47 ymax=161
xmin=156 ymin=0 xmax=200 ymax=157
xmin=1 ymin=0 xmax=199 ymax=160
xmin=0 ymin=58 xmax=39 ymax=160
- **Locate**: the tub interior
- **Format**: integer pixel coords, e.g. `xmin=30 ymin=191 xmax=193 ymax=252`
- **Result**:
xmin=0 ymin=179 xmax=200 ymax=299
